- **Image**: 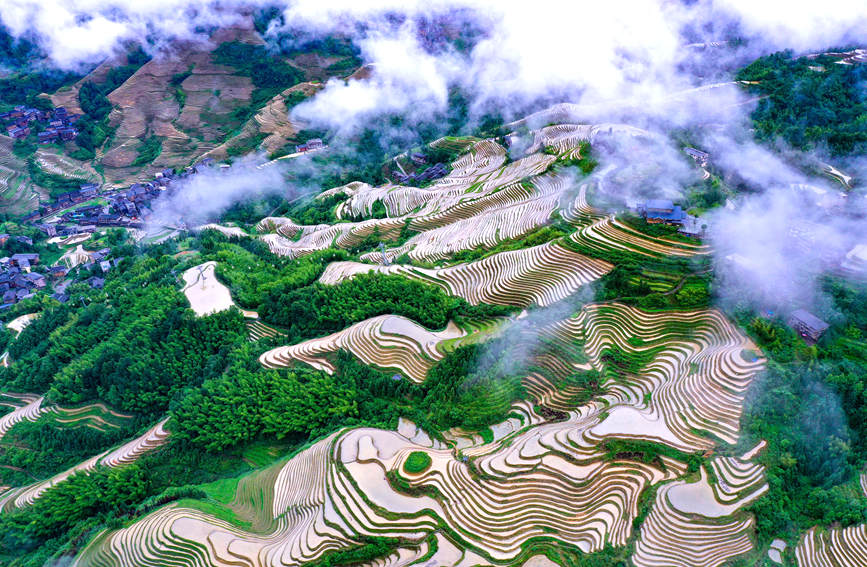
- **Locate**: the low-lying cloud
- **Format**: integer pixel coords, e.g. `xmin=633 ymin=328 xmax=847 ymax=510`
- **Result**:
xmin=709 ymin=177 xmax=865 ymax=313
xmin=147 ymin=153 xmax=287 ymax=231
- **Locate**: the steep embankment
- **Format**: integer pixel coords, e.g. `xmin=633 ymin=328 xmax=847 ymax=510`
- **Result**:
xmin=202 ymin=82 xmax=318 ymax=161
xmin=99 ymin=25 xmax=262 ymax=182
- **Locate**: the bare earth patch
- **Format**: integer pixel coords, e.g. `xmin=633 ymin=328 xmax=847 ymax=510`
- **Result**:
xmin=181 ymin=261 xmax=234 ymax=316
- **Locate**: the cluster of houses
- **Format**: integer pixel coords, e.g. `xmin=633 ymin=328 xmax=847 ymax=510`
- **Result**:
xmin=0 ymin=244 xmax=118 ymax=309
xmin=27 ymin=158 xmax=220 ymax=235
xmin=37 ymin=184 xmax=100 ymax=218
xmin=1 ymin=105 xmax=80 ymax=142
xmin=0 ymin=253 xmax=47 ymax=308
xmin=0 ymin=233 xmax=34 ymax=248
xmin=295 ymin=138 xmax=325 ymax=154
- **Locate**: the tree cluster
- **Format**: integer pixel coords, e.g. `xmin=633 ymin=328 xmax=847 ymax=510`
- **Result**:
xmin=737 ymin=51 xmax=867 ymax=155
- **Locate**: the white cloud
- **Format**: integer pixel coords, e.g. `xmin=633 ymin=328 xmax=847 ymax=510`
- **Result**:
xmin=1 ymin=0 xmax=245 ymax=69
xmin=714 ymin=0 xmax=867 ymax=51
xmin=292 ymin=26 xmax=458 ymax=132
xmin=148 ymin=153 xmax=287 ymax=229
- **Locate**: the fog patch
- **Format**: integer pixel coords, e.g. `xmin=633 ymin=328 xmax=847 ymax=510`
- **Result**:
xmin=147 ymin=153 xmax=289 ymax=232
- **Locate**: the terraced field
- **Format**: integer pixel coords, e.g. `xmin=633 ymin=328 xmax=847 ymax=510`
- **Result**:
xmin=0 ymin=135 xmax=46 ymax=215
xmin=247 ymin=319 xmax=287 ymax=341
xmin=75 ymin=298 xmax=765 ymax=567
xmin=254 ymin=134 xmax=706 ymax=270
xmin=0 ymin=395 xmax=47 ymax=442
xmin=68 ymin=120 xmax=766 ymax=567
xmin=261 ymin=315 xmax=477 ymax=383
xmin=796 ymin=525 xmax=867 ymax=566
xmin=59 ymin=244 xmax=103 ymax=269
xmin=181 ymin=261 xmax=235 ymax=316
xmin=7 ymin=312 xmax=40 ymax=336
xmin=47 ymin=403 xmax=132 ymax=432
xmin=0 ymin=395 xmax=133 ymax=441
xmin=319 ymin=241 xmax=612 ymax=308
xmin=195 ymin=223 xmax=249 ymax=238
xmin=0 ymin=418 xmax=170 ymax=511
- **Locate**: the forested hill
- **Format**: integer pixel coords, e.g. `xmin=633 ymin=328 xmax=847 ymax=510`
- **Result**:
xmin=737 ymin=50 xmax=867 ymax=155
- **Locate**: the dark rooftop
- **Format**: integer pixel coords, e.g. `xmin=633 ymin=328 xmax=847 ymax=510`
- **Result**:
xmin=790 ymin=309 xmax=830 ymax=332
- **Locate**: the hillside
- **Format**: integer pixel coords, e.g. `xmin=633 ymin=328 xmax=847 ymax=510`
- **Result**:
xmin=0 ymin=18 xmax=361 ymax=214
xmin=737 ymin=50 xmax=867 ymax=155
xmin=0 ymin=114 xmax=844 ymax=567
xmin=1 ymin=20 xmax=867 ymax=566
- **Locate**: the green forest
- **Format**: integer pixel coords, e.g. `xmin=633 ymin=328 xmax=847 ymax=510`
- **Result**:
xmin=734 ymin=276 xmax=867 ymax=546
xmin=737 ymin=50 xmax=867 ymax=155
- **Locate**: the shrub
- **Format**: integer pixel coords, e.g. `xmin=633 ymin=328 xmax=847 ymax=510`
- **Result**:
xmin=403 ymin=451 xmax=432 ymax=474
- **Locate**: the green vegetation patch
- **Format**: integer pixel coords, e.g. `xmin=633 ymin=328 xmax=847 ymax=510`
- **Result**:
xmin=259 ymin=270 xmax=513 ymax=344
xmin=403 ymin=451 xmax=432 ymax=474
xmin=0 ymin=244 xmax=249 ymax=418
xmin=735 ymin=277 xmax=867 ymax=546
xmin=131 ymin=135 xmax=163 ymax=166
xmin=226 ymin=132 xmax=268 ymax=157
xmin=602 ymin=438 xmax=702 ymax=473
xmin=0 ymin=26 xmax=82 ymax=107
xmin=212 ymin=41 xmax=304 ymax=108
xmin=737 ymin=50 xmax=867 ymax=155
xmin=305 ymin=537 xmax=403 ymax=567
xmin=196 ymin=231 xmax=348 ymax=308
xmin=26 ymin=158 xmax=88 ymax=198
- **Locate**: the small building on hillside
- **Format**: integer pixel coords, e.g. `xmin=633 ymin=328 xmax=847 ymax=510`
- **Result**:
xmin=24 ymin=272 xmax=46 ymax=288
xmin=7 ymin=125 xmax=29 ymax=139
xmin=295 ymin=138 xmax=324 ymax=153
xmin=684 ymin=147 xmax=710 ymax=166
xmin=79 ymin=183 xmax=99 ymax=197
xmin=678 ymin=215 xmax=706 ymax=238
xmin=788 ymin=309 xmax=829 ymax=344
xmin=48 ymin=266 xmax=68 ymax=278
xmin=34 ymin=224 xmax=57 ymax=237
xmin=638 ymin=199 xmax=688 ymax=225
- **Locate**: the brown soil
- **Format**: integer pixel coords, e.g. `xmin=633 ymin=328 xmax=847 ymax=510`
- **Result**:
xmin=99 ymin=22 xmax=261 ymax=182
xmin=49 ymin=54 xmax=131 ymax=115
xmin=203 ymin=82 xmax=321 ymax=160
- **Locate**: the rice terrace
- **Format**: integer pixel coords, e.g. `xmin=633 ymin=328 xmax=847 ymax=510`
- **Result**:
xmin=0 ymin=2 xmax=867 ymax=567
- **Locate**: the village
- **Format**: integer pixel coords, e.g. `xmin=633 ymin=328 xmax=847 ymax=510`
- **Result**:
xmin=0 ymin=157 xmax=227 ymax=309
xmin=23 ymin=158 xmax=220 ymax=234
xmin=0 ymin=239 xmax=117 ymax=310
xmin=391 ymin=151 xmax=450 ymax=185
xmin=1 ymin=104 xmax=80 ymax=143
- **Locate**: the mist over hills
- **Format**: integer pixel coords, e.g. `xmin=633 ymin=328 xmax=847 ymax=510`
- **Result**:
xmin=0 ymin=2 xmax=865 ymax=567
